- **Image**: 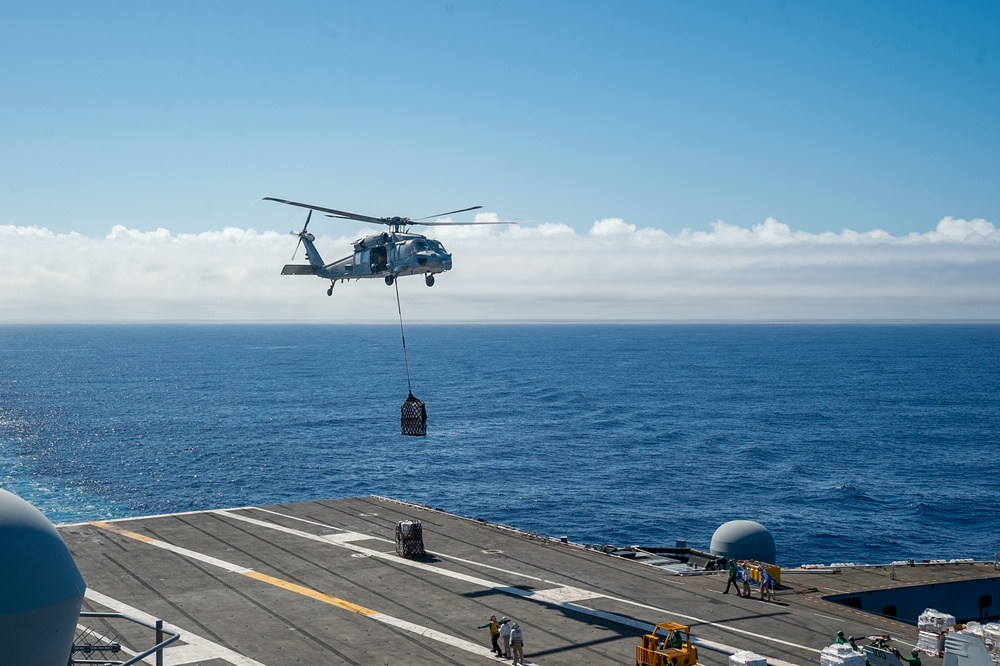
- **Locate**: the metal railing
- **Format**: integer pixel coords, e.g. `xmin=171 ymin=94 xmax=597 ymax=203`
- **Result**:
xmin=71 ymin=612 xmax=179 ymax=666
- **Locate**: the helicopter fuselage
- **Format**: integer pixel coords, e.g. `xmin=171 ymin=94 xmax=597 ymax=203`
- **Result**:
xmin=282 ymin=230 xmax=453 ymax=288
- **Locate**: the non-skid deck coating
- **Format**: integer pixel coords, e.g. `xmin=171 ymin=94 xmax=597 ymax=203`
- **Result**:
xmin=58 ymin=496 xmax=991 ymax=666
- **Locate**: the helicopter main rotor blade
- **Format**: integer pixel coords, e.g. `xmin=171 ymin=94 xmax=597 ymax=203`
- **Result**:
xmin=415 ymin=220 xmax=511 ymax=226
xmin=263 ymin=197 xmax=383 ymax=224
xmin=413 ymin=205 xmax=483 ymax=221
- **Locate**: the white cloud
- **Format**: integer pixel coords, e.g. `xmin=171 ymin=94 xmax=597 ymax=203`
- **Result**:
xmin=589 ymin=218 xmax=637 ymax=236
xmin=0 ymin=217 xmax=998 ymax=322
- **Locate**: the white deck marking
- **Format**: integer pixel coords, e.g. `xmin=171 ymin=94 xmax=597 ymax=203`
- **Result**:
xmin=221 ymin=509 xmax=818 ymax=664
xmin=369 ymin=613 xmax=495 ymax=657
xmin=814 ymin=612 xmax=845 ymax=621
xmin=91 ymin=522 xmax=503 ymax=662
xmin=85 ymin=588 xmax=269 ymax=666
xmin=531 ymin=586 xmax=604 ymax=603
xmin=217 ymin=510 xmax=514 ymax=590
xmin=92 ymin=521 xmax=253 ymax=574
xmin=250 ymin=506 xmax=351 ymax=532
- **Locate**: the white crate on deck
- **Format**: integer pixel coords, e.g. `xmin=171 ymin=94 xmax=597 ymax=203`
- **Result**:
xmin=963 ymin=622 xmax=984 ymax=637
xmin=917 ymin=630 xmax=946 ymax=657
xmin=821 ymin=644 xmax=866 ymax=666
xmin=985 ymin=623 xmax=1000 ymax=645
xmin=730 ymin=650 xmax=767 ymax=666
xmin=918 ymin=608 xmax=956 ymax=631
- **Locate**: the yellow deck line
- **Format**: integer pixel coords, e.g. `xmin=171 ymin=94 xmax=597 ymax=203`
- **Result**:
xmin=92 ymin=521 xmax=377 ymax=614
xmin=242 ymin=571 xmax=378 ymax=616
xmin=92 ymin=521 xmax=156 ymax=543
xmin=88 ymin=520 xmax=493 ymax=659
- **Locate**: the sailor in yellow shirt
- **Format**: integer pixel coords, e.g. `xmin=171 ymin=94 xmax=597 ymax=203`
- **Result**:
xmin=477 ymin=614 xmax=503 ymax=657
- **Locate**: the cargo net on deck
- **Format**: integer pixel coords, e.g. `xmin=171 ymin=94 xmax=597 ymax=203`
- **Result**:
xmin=395 ymin=520 xmax=425 ymax=558
xmin=400 ymin=392 xmax=427 ymax=436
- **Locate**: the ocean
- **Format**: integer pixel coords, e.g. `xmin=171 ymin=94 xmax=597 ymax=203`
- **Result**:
xmin=1 ymin=323 xmax=997 ymax=567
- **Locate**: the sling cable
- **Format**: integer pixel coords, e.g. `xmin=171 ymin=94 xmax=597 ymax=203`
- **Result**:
xmin=395 ymin=281 xmax=427 ymax=436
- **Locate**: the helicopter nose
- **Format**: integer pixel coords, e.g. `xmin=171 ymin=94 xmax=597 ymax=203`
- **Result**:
xmin=415 ymin=251 xmax=450 ymax=270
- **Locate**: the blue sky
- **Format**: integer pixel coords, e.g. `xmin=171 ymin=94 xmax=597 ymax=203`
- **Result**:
xmin=1 ymin=1 xmax=998 ymax=321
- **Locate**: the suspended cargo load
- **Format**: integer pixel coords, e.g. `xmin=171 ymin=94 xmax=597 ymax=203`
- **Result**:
xmin=401 ymin=391 xmax=427 ymax=436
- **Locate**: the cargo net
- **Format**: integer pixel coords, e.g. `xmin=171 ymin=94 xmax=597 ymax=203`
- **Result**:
xmin=395 ymin=520 xmax=425 ymax=558
xmin=401 ymin=391 xmax=427 ymax=436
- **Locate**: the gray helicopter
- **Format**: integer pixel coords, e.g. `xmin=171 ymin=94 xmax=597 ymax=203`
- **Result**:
xmin=265 ymin=197 xmax=504 ymax=296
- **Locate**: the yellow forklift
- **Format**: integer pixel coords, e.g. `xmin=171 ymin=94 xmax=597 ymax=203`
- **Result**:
xmin=636 ymin=622 xmax=698 ymax=666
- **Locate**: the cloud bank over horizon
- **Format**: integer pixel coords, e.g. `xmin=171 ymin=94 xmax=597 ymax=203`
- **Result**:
xmin=2 ymin=216 xmax=998 ymax=323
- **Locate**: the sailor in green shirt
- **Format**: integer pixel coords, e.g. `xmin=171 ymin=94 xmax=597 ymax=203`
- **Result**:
xmin=477 ymin=615 xmax=503 ymax=657
xmin=724 ymin=560 xmax=742 ymax=597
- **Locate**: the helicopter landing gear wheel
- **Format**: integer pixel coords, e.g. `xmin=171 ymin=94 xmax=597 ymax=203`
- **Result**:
xmin=327 ymin=285 xmax=334 ymax=296
xmin=425 ymin=274 xmax=435 ymax=287
xmin=385 ymin=275 xmax=395 ymax=286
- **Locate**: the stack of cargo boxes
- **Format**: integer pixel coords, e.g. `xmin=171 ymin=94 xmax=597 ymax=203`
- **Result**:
xmin=955 ymin=622 xmax=1000 ymax=665
xmin=917 ymin=608 xmax=956 ymax=657
xmin=986 ymin=623 xmax=1000 ymax=665
xmin=820 ymin=643 xmax=866 ymax=666
xmin=730 ymin=650 xmax=767 ymax=666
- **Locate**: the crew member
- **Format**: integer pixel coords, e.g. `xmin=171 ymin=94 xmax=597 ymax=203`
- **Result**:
xmin=724 ymin=559 xmax=742 ymax=597
xmin=478 ymin=615 xmax=503 ymax=657
xmin=510 ymin=622 xmax=525 ymax=665
xmin=499 ymin=617 xmax=512 ymax=658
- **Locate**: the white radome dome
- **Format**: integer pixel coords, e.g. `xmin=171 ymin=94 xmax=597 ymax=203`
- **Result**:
xmin=710 ymin=519 xmax=776 ymax=563
xmin=0 ymin=489 xmax=87 ymax=665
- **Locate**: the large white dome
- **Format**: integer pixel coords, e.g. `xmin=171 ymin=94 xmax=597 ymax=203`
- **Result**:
xmin=0 ymin=489 xmax=87 ymax=665
xmin=710 ymin=520 xmax=776 ymax=563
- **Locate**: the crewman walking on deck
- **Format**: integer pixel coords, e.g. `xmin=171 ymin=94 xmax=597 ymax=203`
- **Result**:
xmin=478 ymin=615 xmax=503 ymax=657
xmin=510 ymin=622 xmax=525 ymax=665
xmin=724 ymin=559 xmax=742 ymax=596
xmin=759 ymin=566 xmax=775 ymax=601
xmin=902 ymin=648 xmax=922 ymax=666
xmin=499 ymin=616 xmax=512 ymax=658
xmin=835 ymin=630 xmax=847 ymax=644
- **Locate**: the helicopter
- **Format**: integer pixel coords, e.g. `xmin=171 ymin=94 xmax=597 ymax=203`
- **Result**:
xmin=264 ymin=197 xmax=506 ymax=296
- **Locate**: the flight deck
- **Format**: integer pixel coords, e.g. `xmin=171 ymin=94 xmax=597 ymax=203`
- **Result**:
xmin=58 ymin=496 xmax=998 ymax=666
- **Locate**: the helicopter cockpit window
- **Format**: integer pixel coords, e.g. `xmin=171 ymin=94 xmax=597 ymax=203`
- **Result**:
xmin=411 ymin=240 xmax=428 ymax=251
xmin=428 ymin=240 xmax=445 ymax=252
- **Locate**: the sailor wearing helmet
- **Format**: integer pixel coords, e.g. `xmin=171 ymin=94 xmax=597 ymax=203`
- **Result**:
xmin=498 ymin=616 xmax=512 ymax=658
xmin=477 ymin=614 xmax=503 ymax=657
xmin=510 ymin=622 xmax=525 ymax=665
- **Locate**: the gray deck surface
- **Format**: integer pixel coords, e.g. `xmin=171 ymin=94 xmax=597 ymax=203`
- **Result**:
xmin=58 ymin=496 xmax=994 ymax=666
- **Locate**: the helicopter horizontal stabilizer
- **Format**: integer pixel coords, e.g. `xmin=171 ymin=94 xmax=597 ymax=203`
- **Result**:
xmin=281 ymin=264 xmax=316 ymax=276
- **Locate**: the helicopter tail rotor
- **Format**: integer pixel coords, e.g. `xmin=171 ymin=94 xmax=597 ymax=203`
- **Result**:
xmin=291 ymin=210 xmax=313 ymax=260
